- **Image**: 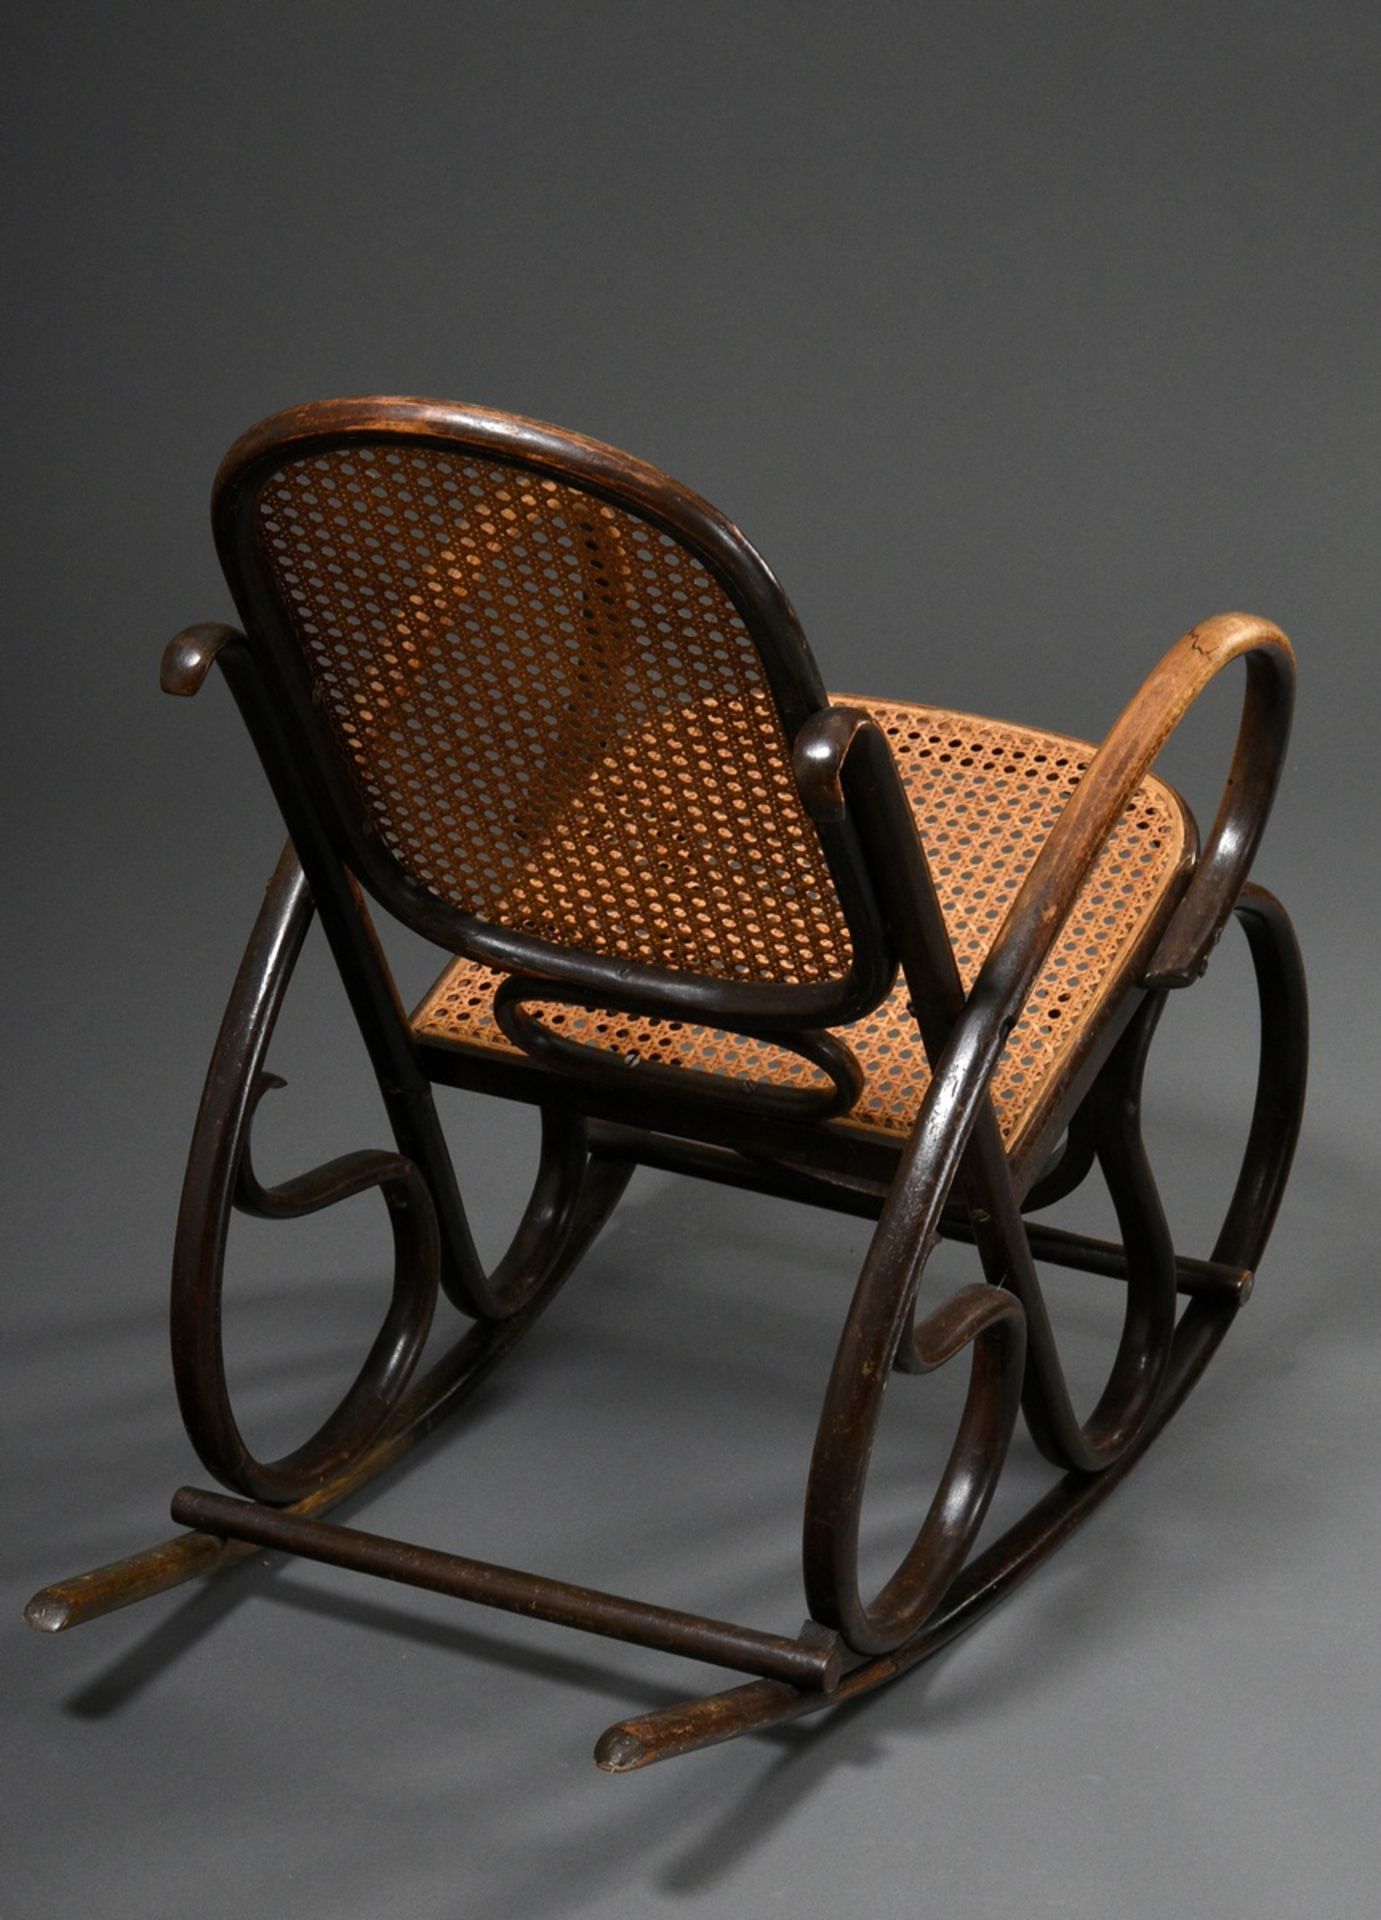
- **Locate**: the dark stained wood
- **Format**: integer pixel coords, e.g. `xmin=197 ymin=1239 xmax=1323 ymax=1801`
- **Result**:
xmin=169 ymin=1488 xmax=845 ymax=1692
xmin=27 ymin=398 xmax=1307 ymax=1773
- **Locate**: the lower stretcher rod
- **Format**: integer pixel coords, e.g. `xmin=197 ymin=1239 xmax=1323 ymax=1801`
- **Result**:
xmin=169 ymin=1486 xmax=842 ymax=1691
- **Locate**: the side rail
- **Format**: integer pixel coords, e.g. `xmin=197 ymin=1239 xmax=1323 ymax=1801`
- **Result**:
xmin=158 ymin=627 xmax=620 ymax=1500
xmin=161 ymin=624 xmax=590 ymax=1324
xmin=794 ymin=615 xmax=1296 ymax=1655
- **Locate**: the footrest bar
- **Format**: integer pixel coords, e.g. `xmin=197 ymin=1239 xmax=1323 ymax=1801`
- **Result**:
xmin=169 ymin=1487 xmax=842 ymax=1692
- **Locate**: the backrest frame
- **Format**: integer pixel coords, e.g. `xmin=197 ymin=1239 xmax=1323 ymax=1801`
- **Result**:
xmin=212 ymin=397 xmax=895 ymax=1032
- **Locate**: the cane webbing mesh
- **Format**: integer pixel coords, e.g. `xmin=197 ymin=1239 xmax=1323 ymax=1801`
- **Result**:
xmin=252 ymin=444 xmax=852 ymax=986
xmin=413 ymin=699 xmax=1191 ymax=1150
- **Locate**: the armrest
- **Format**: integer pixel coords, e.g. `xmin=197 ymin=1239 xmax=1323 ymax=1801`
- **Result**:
xmin=1138 ymin=616 xmax=1295 ymax=984
xmin=160 ymin=621 xmax=243 ymax=696
xmin=794 ymin=612 xmax=1293 ymax=1148
xmin=975 ymin=611 xmax=1294 ymax=1009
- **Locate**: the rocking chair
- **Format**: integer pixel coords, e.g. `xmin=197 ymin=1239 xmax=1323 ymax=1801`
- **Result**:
xmin=27 ymin=397 xmax=1307 ymax=1770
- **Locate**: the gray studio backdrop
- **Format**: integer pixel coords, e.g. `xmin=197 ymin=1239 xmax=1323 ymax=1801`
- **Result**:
xmin=4 ymin=5 xmax=1377 ymax=1918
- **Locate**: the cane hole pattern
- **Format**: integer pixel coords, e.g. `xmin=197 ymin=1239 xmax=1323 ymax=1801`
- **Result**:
xmin=254 ymin=446 xmax=852 ymax=986
xmin=414 ymin=702 xmax=1190 ymax=1149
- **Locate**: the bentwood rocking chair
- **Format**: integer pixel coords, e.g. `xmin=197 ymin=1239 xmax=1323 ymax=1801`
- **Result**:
xmin=28 ymin=398 xmax=1307 ymax=1770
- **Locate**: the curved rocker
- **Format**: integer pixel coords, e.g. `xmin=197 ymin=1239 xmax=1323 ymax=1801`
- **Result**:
xmin=28 ymin=401 xmax=1306 ymax=1776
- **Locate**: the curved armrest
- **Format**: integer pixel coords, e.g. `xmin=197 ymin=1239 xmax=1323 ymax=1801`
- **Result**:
xmin=794 ymin=612 xmax=1293 ymax=1171
xmin=974 ymin=611 xmax=1294 ymax=1013
xmin=1138 ymin=616 xmax=1295 ymax=983
xmin=160 ymin=621 xmax=244 ymax=696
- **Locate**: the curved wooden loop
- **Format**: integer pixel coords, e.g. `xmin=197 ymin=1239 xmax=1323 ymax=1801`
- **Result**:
xmin=196 ymin=1072 xmax=443 ymax=1504
xmin=802 ymin=992 xmax=1177 ymax=1631
xmin=596 ymin=881 xmax=1309 ymax=1768
xmin=990 ymin=885 xmax=1302 ymax=1472
xmin=809 ymin=1278 xmax=1026 ymax=1656
xmin=798 ymin=613 xmax=1292 ymax=1511
xmin=170 ymin=843 xmax=609 ymax=1503
xmin=492 ymin=974 xmax=865 ymax=1122
xmin=801 ymin=1008 xmax=1019 ymax=1652
xmin=169 ymin=849 xmax=443 ymax=1504
xmin=946 ymin=989 xmax=1174 ymax=1479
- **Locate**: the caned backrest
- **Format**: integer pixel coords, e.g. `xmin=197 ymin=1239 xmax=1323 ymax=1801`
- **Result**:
xmin=212 ymin=400 xmax=890 ymax=1027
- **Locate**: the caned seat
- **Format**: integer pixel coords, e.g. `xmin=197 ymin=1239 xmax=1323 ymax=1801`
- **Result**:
xmin=413 ymin=698 xmax=1193 ymax=1155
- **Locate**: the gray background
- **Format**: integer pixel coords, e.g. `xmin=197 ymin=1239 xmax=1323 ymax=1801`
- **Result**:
xmin=4 ymin=4 xmax=1377 ymax=1916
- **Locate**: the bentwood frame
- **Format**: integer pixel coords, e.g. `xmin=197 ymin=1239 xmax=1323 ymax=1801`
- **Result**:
xmin=28 ymin=398 xmax=1306 ymax=1770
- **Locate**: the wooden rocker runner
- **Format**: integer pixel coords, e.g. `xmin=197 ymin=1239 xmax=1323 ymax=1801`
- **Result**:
xmin=28 ymin=398 xmax=1307 ymax=1770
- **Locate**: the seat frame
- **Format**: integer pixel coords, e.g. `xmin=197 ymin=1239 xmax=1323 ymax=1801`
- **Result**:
xmin=27 ymin=399 xmax=1307 ymax=1771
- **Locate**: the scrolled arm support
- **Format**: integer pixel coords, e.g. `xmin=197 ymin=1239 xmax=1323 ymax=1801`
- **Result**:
xmin=160 ymin=621 xmax=244 ymax=697
xmin=807 ymin=1274 xmax=1026 ymax=1656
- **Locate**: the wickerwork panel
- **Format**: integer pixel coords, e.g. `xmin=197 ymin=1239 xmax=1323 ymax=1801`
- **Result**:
xmin=251 ymin=444 xmax=852 ymax=986
xmin=413 ymin=699 xmax=1191 ymax=1149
